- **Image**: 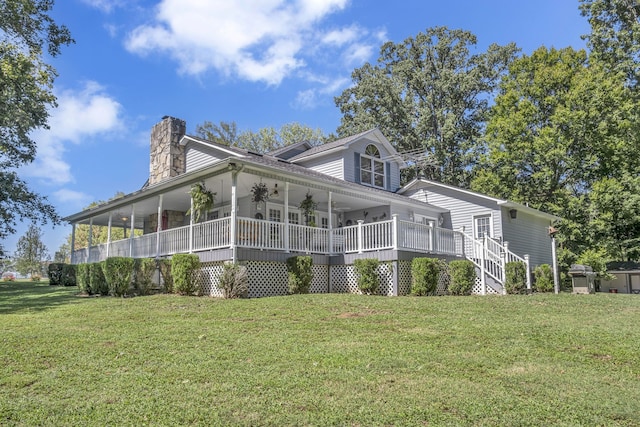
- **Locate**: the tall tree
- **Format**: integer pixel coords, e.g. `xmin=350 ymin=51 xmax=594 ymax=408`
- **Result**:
xmin=14 ymin=224 xmax=48 ymax=277
xmin=194 ymin=121 xmax=327 ymax=153
xmin=335 ymin=27 xmax=518 ymax=187
xmin=580 ymin=0 xmax=640 ymax=86
xmin=0 ymin=0 xmax=74 ymax=256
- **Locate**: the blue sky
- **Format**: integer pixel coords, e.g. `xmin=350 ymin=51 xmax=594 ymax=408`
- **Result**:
xmin=5 ymin=0 xmax=590 ymax=257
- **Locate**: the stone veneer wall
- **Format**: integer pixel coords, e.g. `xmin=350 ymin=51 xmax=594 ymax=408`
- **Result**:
xmin=149 ymin=116 xmax=186 ymax=185
xmin=145 ymin=210 xmax=187 ymax=233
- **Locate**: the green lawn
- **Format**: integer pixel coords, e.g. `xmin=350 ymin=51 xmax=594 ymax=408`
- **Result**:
xmin=1 ymin=282 xmax=639 ymax=426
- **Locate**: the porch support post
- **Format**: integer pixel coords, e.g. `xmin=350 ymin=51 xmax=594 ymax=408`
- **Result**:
xmin=328 ymin=191 xmax=333 ymax=254
xmin=129 ymin=206 xmax=135 ymax=258
xmin=284 ymin=182 xmax=290 ymax=253
xmin=106 ymin=213 xmax=112 ymax=258
xmin=70 ymin=223 xmax=76 ymax=264
xmin=357 ymin=220 xmax=364 ymax=254
xmin=430 ymin=220 xmax=436 ymax=252
xmin=88 ymin=218 xmax=93 ymax=262
xmin=524 ymin=254 xmax=531 ymax=291
xmin=230 ymin=168 xmax=239 ymax=263
xmin=500 ymin=249 xmax=507 ymax=295
xmin=480 ymin=235 xmax=487 ymax=295
xmin=459 ymin=227 xmax=466 ymax=258
xmin=392 ymin=214 xmax=398 ymax=250
xmin=551 ymin=235 xmax=559 ymax=294
xmin=155 ymin=195 xmax=164 ymax=259
xmin=188 ymin=196 xmax=194 ymax=253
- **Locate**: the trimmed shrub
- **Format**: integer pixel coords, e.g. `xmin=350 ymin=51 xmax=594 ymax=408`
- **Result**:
xmin=48 ymin=263 xmax=64 ymax=286
xmin=353 ymin=258 xmax=380 ymax=295
xmin=61 ymin=264 xmax=76 ymax=287
xmin=90 ymin=262 xmax=109 ymax=295
xmin=76 ymin=263 xmax=91 ymax=294
xmin=534 ymin=264 xmax=554 ymax=293
xmin=286 ymin=256 xmax=313 ymax=294
xmin=505 ymin=261 xmax=527 ymax=294
xmin=410 ymin=257 xmax=442 ymax=296
xmin=172 ymin=254 xmax=201 ymax=295
xmin=103 ymin=257 xmax=134 ymax=297
xmin=158 ymin=259 xmax=173 ymax=293
xmin=449 ymin=260 xmax=476 ymax=295
xmin=134 ymin=258 xmax=157 ymax=296
xmin=219 ymin=263 xmax=249 ymax=298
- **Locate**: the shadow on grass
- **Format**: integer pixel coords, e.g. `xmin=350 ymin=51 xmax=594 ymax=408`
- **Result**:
xmin=0 ymin=282 xmax=83 ymax=314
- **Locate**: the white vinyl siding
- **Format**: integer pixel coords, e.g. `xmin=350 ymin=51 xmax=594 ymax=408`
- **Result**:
xmin=185 ymin=144 xmax=239 ymax=172
xmin=500 ymin=208 xmax=553 ymax=267
xmin=299 ymin=156 xmax=344 ymax=180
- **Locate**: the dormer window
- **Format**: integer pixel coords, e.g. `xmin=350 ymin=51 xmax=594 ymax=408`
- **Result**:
xmin=360 ymin=144 xmax=385 ymax=188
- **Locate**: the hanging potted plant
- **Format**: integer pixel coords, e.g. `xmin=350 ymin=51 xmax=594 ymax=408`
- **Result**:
xmin=187 ymin=182 xmax=216 ymax=223
xmin=299 ymin=191 xmax=317 ymax=226
xmin=251 ymin=181 xmax=269 ymax=210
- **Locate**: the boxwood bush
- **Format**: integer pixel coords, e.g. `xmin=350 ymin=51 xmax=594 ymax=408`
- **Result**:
xmin=61 ymin=264 xmax=76 ymax=287
xmin=134 ymin=258 xmax=156 ymax=296
xmin=410 ymin=257 xmax=441 ymax=296
xmin=48 ymin=263 xmax=64 ymax=286
xmin=353 ymin=258 xmax=380 ymax=295
xmin=172 ymin=254 xmax=201 ymax=295
xmin=286 ymin=255 xmax=313 ymax=294
xmin=89 ymin=262 xmax=109 ymax=295
xmin=219 ymin=262 xmax=249 ymax=298
xmin=448 ymin=260 xmax=476 ymax=295
xmin=534 ymin=264 xmax=554 ymax=293
xmin=103 ymin=257 xmax=134 ymax=297
xmin=505 ymin=261 xmax=527 ymax=294
xmin=76 ymin=263 xmax=91 ymax=294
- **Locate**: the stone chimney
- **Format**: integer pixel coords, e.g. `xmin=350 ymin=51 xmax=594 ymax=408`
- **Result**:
xmin=149 ymin=116 xmax=186 ymax=185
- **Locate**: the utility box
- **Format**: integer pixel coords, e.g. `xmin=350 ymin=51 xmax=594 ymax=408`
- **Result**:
xmin=568 ymin=264 xmax=596 ymax=294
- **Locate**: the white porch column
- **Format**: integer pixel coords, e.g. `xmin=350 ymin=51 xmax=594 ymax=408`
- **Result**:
xmin=392 ymin=214 xmax=398 ymax=250
xmin=429 ymin=220 xmax=436 ymax=252
xmin=328 ymin=191 xmax=333 ymax=254
xmin=524 ymin=254 xmax=531 ymax=291
xmin=129 ymin=206 xmax=135 ymax=258
xmin=188 ymin=197 xmax=194 ymax=254
xmin=155 ymin=194 xmax=164 ymax=259
xmin=106 ymin=213 xmax=112 ymax=258
xmin=70 ymin=223 xmax=76 ymax=264
xmin=230 ymin=168 xmax=239 ymax=263
xmin=459 ymin=227 xmax=466 ymax=258
xmin=88 ymin=218 xmax=93 ymax=262
xmin=480 ymin=235 xmax=487 ymax=295
xmin=284 ymin=182 xmax=290 ymax=253
xmin=551 ymin=235 xmax=559 ymax=294
xmin=357 ymin=220 xmax=364 ymax=254
xmin=500 ymin=250 xmax=507 ymax=295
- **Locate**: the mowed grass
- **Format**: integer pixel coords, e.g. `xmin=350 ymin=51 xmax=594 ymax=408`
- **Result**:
xmin=1 ymin=283 xmax=639 ymax=426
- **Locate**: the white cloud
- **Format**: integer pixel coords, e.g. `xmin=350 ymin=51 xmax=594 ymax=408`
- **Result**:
xmin=80 ymin=0 xmax=128 ymax=13
xmin=22 ymin=81 xmax=123 ymax=185
xmin=124 ymin=0 xmax=360 ymax=85
xmin=292 ymin=76 xmax=349 ymax=109
xmin=53 ymin=189 xmax=92 ymax=207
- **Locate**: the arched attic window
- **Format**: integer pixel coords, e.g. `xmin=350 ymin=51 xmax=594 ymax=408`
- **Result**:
xmin=360 ymin=144 xmax=385 ymax=188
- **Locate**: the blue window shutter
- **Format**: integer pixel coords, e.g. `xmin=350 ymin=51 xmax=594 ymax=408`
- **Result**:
xmin=385 ymin=162 xmax=391 ymax=190
xmin=354 ymin=152 xmax=361 ymax=183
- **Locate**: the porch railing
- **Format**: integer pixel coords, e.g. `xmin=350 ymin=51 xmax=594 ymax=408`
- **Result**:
xmin=72 ymin=215 xmax=467 ymax=263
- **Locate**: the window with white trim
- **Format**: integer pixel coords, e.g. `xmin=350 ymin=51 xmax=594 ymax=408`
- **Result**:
xmin=360 ymin=144 xmax=385 ymax=188
xmin=474 ymin=215 xmax=492 ymax=239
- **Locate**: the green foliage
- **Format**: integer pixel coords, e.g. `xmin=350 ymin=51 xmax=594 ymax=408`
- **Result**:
xmin=335 ymin=26 xmax=517 ymax=187
xmin=13 ymin=224 xmax=48 ymax=277
xmin=171 ymin=254 xmax=201 ymax=295
xmin=76 ymin=264 xmax=90 ymax=294
xmin=89 ymin=262 xmax=108 ymax=296
xmin=103 ymin=257 xmax=134 ymax=297
xmin=219 ymin=263 xmax=249 ymax=299
xmin=158 ymin=259 xmax=173 ymax=293
xmin=448 ymin=260 xmax=476 ymax=296
xmin=505 ymin=261 xmax=527 ymax=294
xmin=61 ymin=264 xmax=76 ymax=287
xmin=353 ymin=258 xmax=380 ymax=295
xmin=133 ymin=258 xmax=156 ymax=296
xmin=534 ymin=264 xmax=554 ymax=293
xmin=186 ymin=182 xmax=215 ymax=223
xmin=48 ymin=263 xmax=64 ymax=286
xmin=299 ymin=192 xmax=317 ymax=226
xmin=286 ymin=256 xmax=313 ymax=294
xmin=410 ymin=257 xmax=442 ymax=296
xmin=0 ymin=1 xmax=73 ymax=256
